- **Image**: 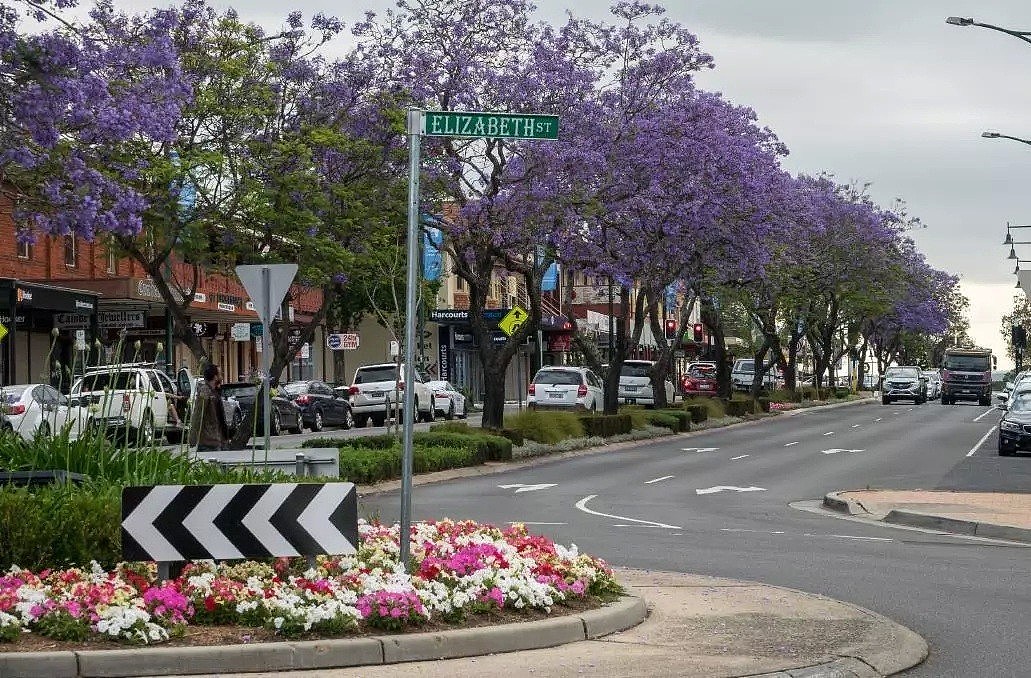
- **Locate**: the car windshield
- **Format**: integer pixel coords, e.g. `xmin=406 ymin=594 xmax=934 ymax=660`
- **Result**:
xmin=620 ymin=363 xmax=652 ymax=378
xmin=281 ymin=382 xmax=309 ymax=395
xmin=74 ymin=372 xmax=137 ymax=392
xmin=534 ymin=370 xmax=582 ymax=385
xmin=944 ymin=355 xmax=990 ymax=371
xmin=885 ymin=368 xmax=920 ymax=379
xmin=1009 ymin=392 xmax=1031 ymax=412
xmin=734 ymin=360 xmax=754 ymax=372
xmin=1 ymin=387 xmax=27 ymax=403
xmin=354 ymin=367 xmax=398 ymax=384
xmin=688 ymin=367 xmax=714 ymax=378
xmin=222 ymin=385 xmax=258 ymax=398
xmin=922 ymin=372 xmax=939 ymax=380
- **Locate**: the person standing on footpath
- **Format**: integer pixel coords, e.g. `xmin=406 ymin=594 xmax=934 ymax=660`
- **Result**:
xmin=188 ymin=363 xmax=229 ymax=452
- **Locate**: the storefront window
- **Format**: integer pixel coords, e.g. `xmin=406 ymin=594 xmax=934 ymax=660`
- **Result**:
xmin=17 ymin=240 xmax=31 ymax=259
xmin=64 ymin=236 xmax=77 ymax=267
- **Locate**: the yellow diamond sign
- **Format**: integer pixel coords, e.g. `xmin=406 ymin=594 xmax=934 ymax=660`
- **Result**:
xmin=0 ymin=323 xmax=7 ymax=344
xmin=498 ymin=306 xmax=529 ymax=337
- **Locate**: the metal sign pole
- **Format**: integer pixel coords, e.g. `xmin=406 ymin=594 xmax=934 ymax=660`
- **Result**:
xmin=262 ymin=267 xmax=272 ymax=461
xmin=399 ymin=109 xmax=422 ymax=572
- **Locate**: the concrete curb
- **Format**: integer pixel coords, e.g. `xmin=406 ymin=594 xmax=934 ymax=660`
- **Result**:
xmin=883 ymin=508 xmax=1031 ymax=544
xmin=0 ymin=595 xmax=647 ymax=678
xmin=824 ymin=492 xmax=1031 ymax=544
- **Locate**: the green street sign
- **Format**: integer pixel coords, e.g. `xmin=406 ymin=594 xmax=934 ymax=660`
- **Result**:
xmin=421 ymin=111 xmax=559 ymax=140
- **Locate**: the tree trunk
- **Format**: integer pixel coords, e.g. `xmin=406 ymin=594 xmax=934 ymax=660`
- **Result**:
xmin=701 ymin=296 xmax=732 ymax=399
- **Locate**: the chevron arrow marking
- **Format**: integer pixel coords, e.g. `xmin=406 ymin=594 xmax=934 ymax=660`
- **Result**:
xmin=298 ymin=484 xmax=358 ymax=555
xmin=241 ymin=483 xmax=301 ymax=557
xmin=121 ymin=486 xmax=185 ymax=562
xmin=183 ymin=484 xmax=245 ymax=560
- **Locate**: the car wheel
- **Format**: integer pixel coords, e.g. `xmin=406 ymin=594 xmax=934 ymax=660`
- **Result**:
xmin=446 ymin=402 xmax=455 ymax=420
xmin=426 ymin=397 xmax=436 ymax=422
xmin=342 ymin=407 xmax=354 ymax=430
xmin=881 ymin=396 xmax=891 ymax=405
xmin=311 ymin=409 xmax=324 ymax=432
xmin=371 ymin=412 xmax=386 ymax=427
xmin=999 ymin=444 xmax=1013 ymax=457
xmin=354 ymin=414 xmax=369 ymax=428
xmin=288 ymin=410 xmax=304 ymax=435
xmin=271 ymin=410 xmax=282 ymax=436
xmin=918 ymin=396 xmax=927 ymax=405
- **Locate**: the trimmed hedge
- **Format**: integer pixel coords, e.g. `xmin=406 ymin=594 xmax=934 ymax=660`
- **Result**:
xmin=337 ymin=444 xmax=483 ymax=485
xmin=484 ymin=427 xmax=525 ymax=447
xmin=429 ymin=421 xmax=471 ymax=434
xmin=684 ymin=404 xmax=708 ymax=424
xmin=643 ymin=411 xmax=681 ymax=432
xmin=654 ymin=409 xmax=691 ymax=432
xmin=579 ymin=414 xmax=633 ymax=437
xmin=683 ymin=396 xmax=726 ymax=419
xmin=505 ymin=410 xmax=585 ymax=444
xmin=0 ymin=482 xmax=121 ymax=571
xmin=620 ymin=407 xmax=650 ymax=430
xmin=415 ymin=431 xmax=513 ymax=462
xmin=756 ymin=397 xmax=771 ymax=413
xmin=725 ymin=399 xmax=756 ymax=417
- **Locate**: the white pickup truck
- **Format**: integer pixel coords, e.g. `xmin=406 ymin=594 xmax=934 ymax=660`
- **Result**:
xmin=71 ymin=363 xmax=180 ymax=445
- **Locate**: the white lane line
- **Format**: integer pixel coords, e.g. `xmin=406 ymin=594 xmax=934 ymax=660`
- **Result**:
xmin=510 ymin=522 xmax=567 ymax=526
xmin=784 ymin=441 xmax=799 ymax=447
xmin=575 ymin=495 xmax=681 ymax=529
xmin=851 ymin=424 xmax=861 ymax=428
xmin=821 ymin=448 xmax=865 ymax=455
xmin=720 ymin=528 xmax=785 ymax=534
xmin=823 ymin=431 xmax=834 ymax=436
xmin=696 ymin=485 xmax=766 ymax=495
xmin=803 ymin=533 xmax=894 ymax=542
xmin=644 ymin=475 xmax=674 ymax=484
xmin=967 ymin=425 xmax=997 ymax=457
xmin=730 ymin=454 xmax=749 ymax=460
xmin=874 ymin=417 xmax=883 ymax=422
xmin=973 ymin=406 xmax=998 ymax=422
xmin=682 ymin=447 xmax=719 ymax=453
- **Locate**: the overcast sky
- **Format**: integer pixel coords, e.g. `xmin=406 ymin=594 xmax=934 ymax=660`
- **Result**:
xmin=95 ymin=0 xmax=1031 ymax=365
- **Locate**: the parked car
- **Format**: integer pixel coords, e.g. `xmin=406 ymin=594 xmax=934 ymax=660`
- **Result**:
xmin=997 ymin=388 xmax=1031 ymax=456
xmin=730 ymin=359 xmax=778 ymax=392
xmin=425 ymin=380 xmax=467 ymax=420
xmin=922 ymin=370 xmax=942 ymax=400
xmin=681 ymin=364 xmax=718 ymax=397
xmin=347 ymin=364 xmax=435 ymax=427
xmin=617 ymin=360 xmax=676 ymax=407
xmin=71 ymin=363 xmax=180 ymax=445
xmin=0 ymin=384 xmax=93 ymax=441
xmin=527 ymin=366 xmax=603 ymax=412
xmin=220 ymin=382 xmax=303 ymax=435
xmin=881 ymin=366 xmax=927 ymax=405
xmin=687 ymin=361 xmax=717 ymax=373
xmin=280 ymin=380 xmax=354 ymax=431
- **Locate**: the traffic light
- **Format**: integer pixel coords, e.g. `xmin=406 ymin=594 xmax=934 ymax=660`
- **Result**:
xmin=664 ymin=319 xmax=677 ymax=339
xmin=692 ymin=323 xmax=703 ymax=342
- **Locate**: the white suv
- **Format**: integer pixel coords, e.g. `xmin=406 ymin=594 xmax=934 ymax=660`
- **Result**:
xmin=347 ymin=363 xmax=435 ymax=427
xmin=528 ymin=366 xmax=604 ymax=412
xmin=71 ymin=363 xmax=179 ymax=445
xmin=617 ymin=360 xmax=676 ymax=406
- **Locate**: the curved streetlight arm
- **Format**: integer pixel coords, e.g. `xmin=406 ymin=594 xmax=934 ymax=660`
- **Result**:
xmin=947 ymin=17 xmax=1031 ymax=45
xmin=983 ymin=131 xmax=1031 ymax=146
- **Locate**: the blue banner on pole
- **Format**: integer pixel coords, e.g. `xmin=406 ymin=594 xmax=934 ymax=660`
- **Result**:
xmin=422 ymin=224 xmax=444 ymax=281
xmin=664 ymin=284 xmax=678 ymax=309
xmin=541 ymin=262 xmax=559 ymax=291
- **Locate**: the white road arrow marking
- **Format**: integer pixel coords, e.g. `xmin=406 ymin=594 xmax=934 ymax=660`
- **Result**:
xmin=122 ymin=486 xmax=184 ymax=562
xmin=730 ymin=454 xmax=749 ymax=460
xmin=242 ymin=484 xmax=299 ymax=557
xmin=784 ymin=441 xmax=799 ymax=447
xmin=695 ymin=486 xmax=767 ymax=495
xmin=682 ymin=447 xmax=719 ymax=453
xmin=182 ymin=484 xmax=244 ymax=560
xmin=823 ymin=431 xmax=834 ymax=436
xmin=575 ymin=495 xmax=681 ymax=529
xmin=874 ymin=417 xmax=882 ymax=422
xmin=498 ymin=483 xmax=557 ymax=493
xmin=297 ymin=485 xmax=357 ymax=555
xmin=644 ymin=475 xmax=674 ymax=484
xmin=821 ymin=448 xmax=865 ymax=455
xmin=851 ymin=424 xmax=861 ymax=428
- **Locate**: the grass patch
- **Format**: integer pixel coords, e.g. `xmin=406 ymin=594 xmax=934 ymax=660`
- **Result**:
xmin=504 ymin=410 xmax=585 ymax=444
xmin=682 ymin=396 xmax=725 ymax=419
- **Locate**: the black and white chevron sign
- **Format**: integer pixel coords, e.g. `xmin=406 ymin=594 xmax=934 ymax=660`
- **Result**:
xmin=121 ymin=483 xmax=358 ymax=562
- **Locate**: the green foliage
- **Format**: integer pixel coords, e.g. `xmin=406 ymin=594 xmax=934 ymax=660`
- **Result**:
xmin=304 ymin=434 xmax=397 ymax=450
xmin=414 ymin=431 xmax=512 ymax=462
xmin=0 ymin=481 xmax=122 ymax=571
xmin=35 ymin=609 xmax=92 ymax=641
xmin=654 ymin=409 xmax=691 ymax=431
xmin=684 ymin=404 xmax=708 ymax=424
xmin=620 ymin=406 xmax=650 ymax=430
xmin=756 ymin=397 xmax=771 ymax=413
xmin=504 ymin=410 xmax=585 ymax=444
xmin=429 ymin=421 xmax=471 ymax=433
xmin=578 ymin=414 xmax=633 ymax=437
xmin=682 ymin=396 xmax=725 ymax=418
xmin=642 ymin=411 xmax=680 ymax=432
xmin=725 ymin=399 xmax=756 ymax=417
xmin=336 ymin=444 xmax=482 ymax=485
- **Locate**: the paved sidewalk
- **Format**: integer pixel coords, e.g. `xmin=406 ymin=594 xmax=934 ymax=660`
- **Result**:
xmin=828 ymin=489 xmax=1031 ymax=543
xmin=191 ymin=569 xmax=926 ymax=678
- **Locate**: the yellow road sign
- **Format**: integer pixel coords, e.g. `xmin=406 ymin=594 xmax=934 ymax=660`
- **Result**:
xmin=498 ymin=306 xmax=529 ymax=337
xmin=0 ymin=323 xmax=7 ymax=343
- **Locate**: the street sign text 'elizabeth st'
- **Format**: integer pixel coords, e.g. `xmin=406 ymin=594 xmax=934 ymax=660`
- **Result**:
xmin=421 ymin=111 xmax=559 ymax=140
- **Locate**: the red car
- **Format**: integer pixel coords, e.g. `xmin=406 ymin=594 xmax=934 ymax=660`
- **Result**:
xmin=681 ymin=366 xmax=717 ymax=396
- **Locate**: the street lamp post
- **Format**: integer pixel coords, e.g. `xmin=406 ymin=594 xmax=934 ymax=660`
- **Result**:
xmin=983 ymin=131 xmax=1031 ymax=147
xmin=946 ymin=16 xmax=1031 ymax=45
xmin=1007 ymin=243 xmax=1031 ymax=260
xmin=1004 ymin=223 xmax=1031 ymax=245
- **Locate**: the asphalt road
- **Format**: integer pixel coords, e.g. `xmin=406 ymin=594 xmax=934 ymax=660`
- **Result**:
xmin=360 ymin=399 xmax=1031 ymax=677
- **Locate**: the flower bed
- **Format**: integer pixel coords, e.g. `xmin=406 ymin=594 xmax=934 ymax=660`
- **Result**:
xmin=0 ymin=520 xmax=619 ymax=648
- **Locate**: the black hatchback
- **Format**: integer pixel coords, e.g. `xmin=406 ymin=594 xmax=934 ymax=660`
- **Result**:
xmin=280 ymin=380 xmax=354 ymax=432
xmin=998 ymin=389 xmax=1031 ymax=456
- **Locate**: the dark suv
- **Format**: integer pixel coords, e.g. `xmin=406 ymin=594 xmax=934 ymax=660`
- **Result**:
xmin=279 ymin=380 xmax=354 ymax=431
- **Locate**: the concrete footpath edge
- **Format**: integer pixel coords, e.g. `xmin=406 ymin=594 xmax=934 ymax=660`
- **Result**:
xmin=0 ymin=595 xmax=647 ymax=678
xmin=823 ymin=491 xmax=1031 ymax=544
